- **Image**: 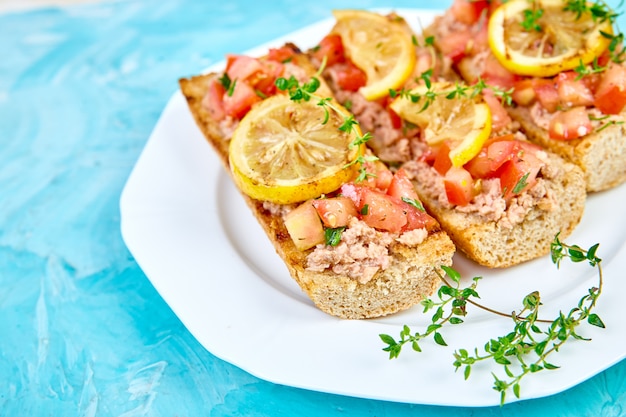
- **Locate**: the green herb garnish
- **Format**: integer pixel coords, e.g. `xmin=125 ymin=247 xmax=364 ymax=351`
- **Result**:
xmin=380 ymin=235 xmax=604 ymax=405
xmin=324 ymin=227 xmax=345 ymax=246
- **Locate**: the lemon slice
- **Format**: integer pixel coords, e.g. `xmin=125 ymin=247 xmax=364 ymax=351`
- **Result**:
xmin=331 ymin=9 xmax=417 ymax=101
xmin=488 ymin=0 xmax=613 ymax=77
xmin=229 ymin=94 xmax=362 ymax=204
xmin=389 ymin=82 xmax=492 ymax=167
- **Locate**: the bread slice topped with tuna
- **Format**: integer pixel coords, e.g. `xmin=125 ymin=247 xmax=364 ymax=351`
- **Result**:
xmin=391 ymin=82 xmax=586 ymax=268
xmin=425 ymin=0 xmax=626 ymax=192
xmin=389 ymin=80 xmax=588 ymax=267
xmin=179 ymin=44 xmax=455 ymax=319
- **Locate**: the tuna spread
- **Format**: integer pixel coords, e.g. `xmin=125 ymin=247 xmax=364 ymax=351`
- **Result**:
xmin=304 ymin=217 xmax=428 ymax=283
xmin=402 ymin=154 xmax=558 ymax=229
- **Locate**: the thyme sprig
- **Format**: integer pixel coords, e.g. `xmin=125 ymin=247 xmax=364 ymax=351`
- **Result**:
xmin=380 ymin=234 xmax=604 ymax=405
xmin=389 ymin=70 xmax=513 ymax=112
xmin=274 ymin=75 xmax=376 ymax=182
xmin=568 ymin=0 xmax=626 ymax=71
xmin=380 ymin=266 xmax=480 ymax=357
xmin=522 ymin=0 xmax=626 ymax=79
xmin=564 ymin=0 xmax=621 ymax=23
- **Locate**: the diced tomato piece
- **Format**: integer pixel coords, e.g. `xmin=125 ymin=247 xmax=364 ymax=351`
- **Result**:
xmin=437 ymin=30 xmax=470 ymax=63
xmin=249 ymin=60 xmax=284 ymax=96
xmin=284 ymin=200 xmax=325 ymax=250
xmin=267 ymin=45 xmax=297 ymax=63
xmin=312 ymin=197 xmax=358 ymax=228
xmin=225 ymin=54 xmax=284 ymax=97
xmin=450 ymin=0 xmax=489 ymax=25
xmin=468 ymin=22 xmax=490 ymax=55
xmin=556 ymin=71 xmax=594 ymax=109
xmin=203 ymin=77 xmax=226 ymax=121
xmin=464 ymin=134 xmax=515 ymax=178
xmin=499 ymin=153 xmax=542 ymax=200
xmin=482 ymin=90 xmax=512 ymax=133
xmin=594 ymin=64 xmax=626 ymax=115
xmin=419 ymin=146 xmax=438 ymax=164
xmin=226 ymin=55 xmax=264 ymax=82
xmin=480 ymin=54 xmax=520 ymax=90
xmin=548 ymin=107 xmax=593 ymax=140
xmin=487 ymin=139 xmax=520 ymax=172
xmin=444 ymin=167 xmax=475 ymax=206
xmin=328 ymin=60 xmax=367 ymax=92
xmin=432 ymin=142 xmax=453 ymax=176
xmin=581 ymin=72 xmax=603 ymax=94
xmin=534 ymin=79 xmax=560 ymax=113
xmin=386 ymin=168 xmax=439 ymax=232
xmin=402 ymin=201 xmax=439 ymax=233
xmin=512 ymin=79 xmax=538 ymax=106
xmin=342 ymin=181 xmax=437 ymax=233
xmin=374 ymin=167 xmax=394 ymax=192
xmin=340 ymin=182 xmax=363 ymax=207
xmin=361 ymin=160 xmax=394 ymax=191
xmin=387 ymin=168 xmax=419 ymax=201
xmin=464 ymin=146 xmax=492 ymax=179
xmin=516 ymin=140 xmax=542 ymax=154
xmin=222 ymin=81 xmax=262 ymax=119
xmin=359 ymin=188 xmax=408 ymax=233
xmin=312 ymin=34 xmax=346 ymax=66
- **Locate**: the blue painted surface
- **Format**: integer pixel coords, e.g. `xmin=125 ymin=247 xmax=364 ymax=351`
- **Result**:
xmin=1 ymin=0 xmax=625 ymax=415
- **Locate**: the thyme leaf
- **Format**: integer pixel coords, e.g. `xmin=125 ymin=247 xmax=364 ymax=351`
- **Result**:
xmin=218 ymin=72 xmax=232 ymax=91
xmin=401 ymin=197 xmax=425 ymax=212
xmin=324 ymin=227 xmax=345 ymax=247
xmin=521 ymin=8 xmax=544 ymax=32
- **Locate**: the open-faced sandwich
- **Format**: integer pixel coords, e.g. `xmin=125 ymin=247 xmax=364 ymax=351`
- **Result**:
xmin=425 ymin=0 xmax=626 ymax=192
xmin=310 ymin=9 xmax=586 ymax=268
xmin=389 ymin=82 xmax=586 ymax=267
xmin=179 ymin=43 xmax=455 ymax=319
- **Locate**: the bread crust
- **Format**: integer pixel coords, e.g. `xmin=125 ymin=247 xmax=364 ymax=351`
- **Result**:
xmin=179 ymin=65 xmax=455 ymax=319
xmin=405 ymin=153 xmax=586 ymax=268
xmin=507 ymin=106 xmax=626 ymax=192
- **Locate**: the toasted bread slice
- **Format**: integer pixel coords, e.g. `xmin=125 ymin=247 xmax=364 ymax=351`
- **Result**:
xmin=402 ymin=150 xmax=586 ymax=268
xmin=179 ymin=60 xmax=455 ymax=319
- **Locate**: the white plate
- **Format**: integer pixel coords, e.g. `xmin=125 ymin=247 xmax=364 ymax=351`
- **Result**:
xmin=120 ymin=9 xmax=626 ymax=407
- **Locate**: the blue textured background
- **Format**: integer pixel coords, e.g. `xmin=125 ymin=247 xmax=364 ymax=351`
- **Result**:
xmin=1 ymin=0 xmax=625 ymax=415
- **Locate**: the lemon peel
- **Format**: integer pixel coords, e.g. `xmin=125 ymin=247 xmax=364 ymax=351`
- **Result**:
xmin=332 ymin=9 xmax=417 ymax=100
xmin=389 ymin=82 xmax=492 ymax=167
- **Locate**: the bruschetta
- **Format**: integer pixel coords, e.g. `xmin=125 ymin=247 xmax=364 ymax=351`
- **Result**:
xmin=392 ymin=82 xmax=587 ymax=267
xmin=179 ymin=45 xmax=455 ymax=319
